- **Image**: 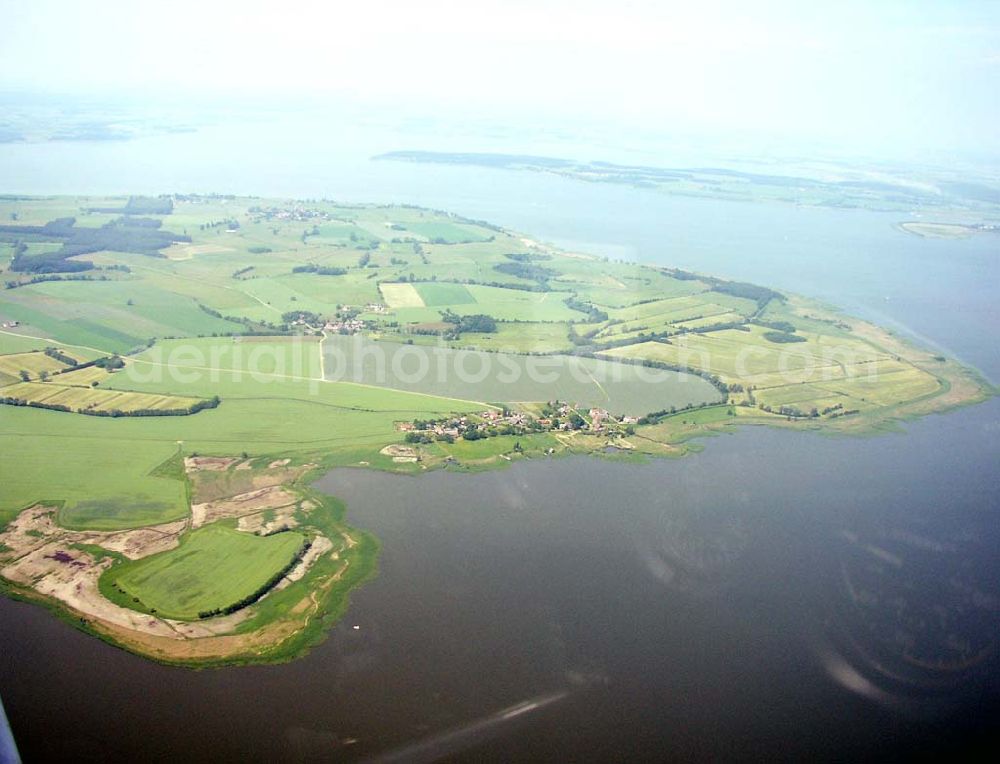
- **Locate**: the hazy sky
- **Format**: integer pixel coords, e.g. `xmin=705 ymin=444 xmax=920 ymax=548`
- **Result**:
xmin=1 ymin=0 xmax=998 ymax=156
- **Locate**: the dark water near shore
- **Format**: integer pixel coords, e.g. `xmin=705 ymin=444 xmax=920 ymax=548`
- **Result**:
xmin=2 ymin=400 xmax=998 ymax=761
xmin=1 ymin=121 xmax=999 ymax=761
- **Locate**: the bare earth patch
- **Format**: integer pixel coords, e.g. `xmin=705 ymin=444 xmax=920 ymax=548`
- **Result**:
xmin=185 ymin=456 xmax=240 ymax=472
xmin=237 ymin=506 xmax=300 ymax=536
xmin=380 ymin=444 xmax=419 ymax=462
xmin=191 ymin=486 xmax=299 ymax=528
xmin=1 ymin=482 xmax=359 ymax=664
xmin=79 ymin=520 xmax=188 ymax=560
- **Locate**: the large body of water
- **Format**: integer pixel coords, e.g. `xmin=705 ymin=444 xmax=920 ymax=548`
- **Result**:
xmin=0 ymin=120 xmax=997 ymax=761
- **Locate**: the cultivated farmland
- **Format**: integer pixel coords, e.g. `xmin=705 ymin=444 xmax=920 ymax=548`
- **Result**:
xmin=0 ymin=194 xmax=990 ymax=667
xmin=105 ymin=524 xmax=306 ymax=621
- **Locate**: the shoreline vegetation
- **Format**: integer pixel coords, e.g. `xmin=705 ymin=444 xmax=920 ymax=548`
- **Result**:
xmin=0 ymin=194 xmax=995 ymax=667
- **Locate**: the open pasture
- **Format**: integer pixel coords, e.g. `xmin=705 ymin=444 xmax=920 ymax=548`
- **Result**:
xmin=445 ymin=321 xmax=574 ymax=354
xmin=0 ymin=332 xmax=49 ymax=355
xmin=413 ymin=281 xmax=476 ymax=306
xmin=399 ymin=221 xmax=492 ymax=243
xmin=105 ymin=524 xmax=306 ymax=621
xmin=379 ymin=282 xmax=425 ymax=308
xmin=0 ymin=411 xmax=189 ymax=529
xmin=601 ymin=325 xmax=891 ymax=384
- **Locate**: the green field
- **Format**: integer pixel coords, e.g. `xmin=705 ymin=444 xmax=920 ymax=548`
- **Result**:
xmin=379 ymin=282 xmax=424 ymax=308
xmin=0 ymin=194 xmax=989 ymax=666
xmin=0 ymin=336 xmax=481 ymax=529
xmin=105 ymin=524 xmax=306 ymax=620
xmin=0 ymin=332 xmax=49 ymax=355
xmin=413 ymin=281 xmax=476 ymax=306
xmin=445 ymin=321 xmax=573 ymax=353
xmin=400 ymin=221 xmax=492 ymax=243
xmin=0 ymin=416 xmax=188 ymax=529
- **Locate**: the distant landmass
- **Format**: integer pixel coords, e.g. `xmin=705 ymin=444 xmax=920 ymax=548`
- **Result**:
xmin=375 ymin=150 xmax=1000 ymax=215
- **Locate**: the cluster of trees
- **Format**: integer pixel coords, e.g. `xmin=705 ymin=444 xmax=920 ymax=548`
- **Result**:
xmin=357 ymin=252 xmax=371 ymax=267
xmin=636 ymin=401 xmax=718 ymax=425
xmin=826 ymin=407 xmax=860 ymax=419
xmin=665 ymin=268 xmax=783 ymax=313
xmin=79 ymin=396 xmax=220 ymax=418
xmin=763 ymin=331 xmax=806 ymax=343
xmin=440 ymin=310 xmax=497 ymax=334
xmin=197 ymin=537 xmax=313 ymax=619
xmin=281 ymin=310 xmax=322 ymax=325
xmin=753 ymin=319 xmax=797 ymax=334
xmin=44 ymin=347 xmax=79 ymax=366
xmin=404 ymin=430 xmax=439 ymax=444
xmin=493 ymin=260 xmax=558 ymax=285
xmin=200 ymin=218 xmax=239 ymax=231
xmin=709 ymin=280 xmax=782 ymax=312
xmin=3 ymin=216 xmax=189 ymax=274
xmin=292 ymin=264 xmax=347 ymax=276
xmin=563 ymin=296 xmax=609 ymax=323
xmin=93 ymin=354 xmax=125 ymax=370
xmin=503 ymin=252 xmax=551 ymax=263
xmin=5 ymin=272 xmax=113 ymax=289
xmin=247 ymin=246 xmax=272 ymax=254
xmin=0 ymin=396 xmax=71 ymax=413
xmin=231 ymin=266 xmax=254 ymax=278
xmin=86 ymin=196 xmax=173 ymax=215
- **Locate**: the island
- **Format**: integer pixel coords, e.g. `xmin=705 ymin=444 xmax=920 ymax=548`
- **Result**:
xmin=0 ymin=195 xmax=993 ymax=666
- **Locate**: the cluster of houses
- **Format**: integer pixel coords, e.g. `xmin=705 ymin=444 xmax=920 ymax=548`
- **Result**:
xmin=400 ymin=402 xmax=640 ymax=442
xmin=398 ymin=415 xmax=473 ymax=441
xmin=249 ymin=205 xmax=334 ymax=223
xmin=0 ymin=320 xmax=19 ymax=329
xmin=537 ymin=403 xmax=638 ymax=433
xmin=323 ymin=317 xmax=365 ymax=335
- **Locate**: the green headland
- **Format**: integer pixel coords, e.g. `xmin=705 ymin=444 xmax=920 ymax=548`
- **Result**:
xmin=0 ymin=195 xmax=993 ymax=665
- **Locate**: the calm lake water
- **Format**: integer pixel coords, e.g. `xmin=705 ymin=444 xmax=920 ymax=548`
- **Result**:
xmin=0 ymin=120 xmax=998 ymax=761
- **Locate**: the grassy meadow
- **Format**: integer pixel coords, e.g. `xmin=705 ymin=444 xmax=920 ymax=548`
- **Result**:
xmin=105 ymin=523 xmax=306 ymax=620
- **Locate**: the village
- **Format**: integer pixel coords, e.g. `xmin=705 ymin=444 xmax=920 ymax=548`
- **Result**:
xmin=285 ymin=303 xmax=386 ymax=336
xmin=398 ymin=401 xmax=640 ymax=445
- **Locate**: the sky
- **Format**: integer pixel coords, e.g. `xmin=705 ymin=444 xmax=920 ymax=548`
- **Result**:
xmin=1 ymin=0 xmax=998 ymax=157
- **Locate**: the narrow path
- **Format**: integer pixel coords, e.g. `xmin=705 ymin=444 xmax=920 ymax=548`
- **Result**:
xmin=581 ymin=362 xmax=611 ymax=402
xmin=0 ymin=327 xmax=113 ymax=356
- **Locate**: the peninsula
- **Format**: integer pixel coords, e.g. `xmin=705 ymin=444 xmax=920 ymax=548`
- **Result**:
xmin=0 ymin=195 xmax=992 ymax=665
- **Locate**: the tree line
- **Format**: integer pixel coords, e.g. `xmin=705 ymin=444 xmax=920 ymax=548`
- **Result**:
xmin=198 ymin=537 xmax=312 ymax=619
